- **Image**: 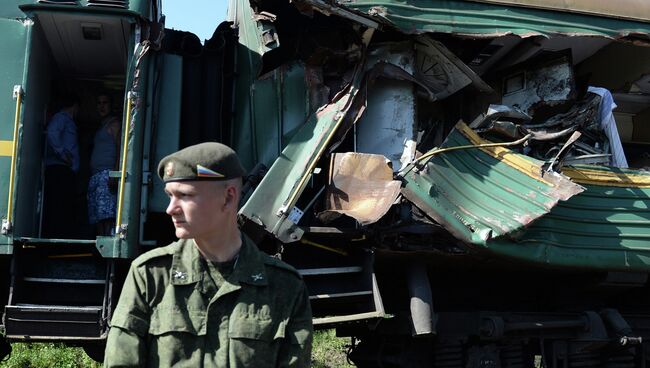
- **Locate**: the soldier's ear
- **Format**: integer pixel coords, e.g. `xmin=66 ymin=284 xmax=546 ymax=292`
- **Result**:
xmin=223 ymin=184 xmax=238 ymax=210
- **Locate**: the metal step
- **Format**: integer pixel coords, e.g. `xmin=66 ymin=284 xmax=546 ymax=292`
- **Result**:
xmin=310 ymin=290 xmax=373 ymax=300
xmin=4 ymin=249 xmax=115 ymax=341
xmin=290 ymin=247 xmax=386 ymax=326
xmin=22 ymin=277 xmax=105 ymax=284
xmin=18 ymin=237 xmax=96 ymax=245
xmin=298 ymin=266 xmax=363 ymax=276
xmin=4 ymin=304 xmax=105 ymax=340
xmin=314 ymin=311 xmax=385 ymax=326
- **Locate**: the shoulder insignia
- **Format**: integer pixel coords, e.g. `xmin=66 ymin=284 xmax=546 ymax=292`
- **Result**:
xmin=172 ymin=270 xmax=187 ymax=281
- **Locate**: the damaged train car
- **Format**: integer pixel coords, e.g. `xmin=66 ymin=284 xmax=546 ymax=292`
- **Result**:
xmin=231 ymin=0 xmax=650 ymax=367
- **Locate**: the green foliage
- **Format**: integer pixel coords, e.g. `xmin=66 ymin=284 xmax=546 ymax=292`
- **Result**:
xmin=311 ymin=329 xmax=355 ymax=368
xmin=0 ymin=343 xmax=99 ymax=368
xmin=0 ymin=331 xmax=353 ymax=367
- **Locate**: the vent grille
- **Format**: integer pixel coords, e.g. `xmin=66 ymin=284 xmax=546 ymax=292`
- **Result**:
xmin=37 ymin=0 xmax=78 ymax=4
xmin=87 ymin=0 xmax=127 ymax=8
xmin=36 ymin=0 xmax=128 ymax=7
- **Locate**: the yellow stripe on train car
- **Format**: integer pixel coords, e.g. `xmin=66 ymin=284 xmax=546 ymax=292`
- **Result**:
xmin=0 ymin=140 xmax=13 ymax=157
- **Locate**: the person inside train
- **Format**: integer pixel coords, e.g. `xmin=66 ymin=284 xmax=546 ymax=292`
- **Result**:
xmin=87 ymin=93 xmax=121 ymax=236
xmin=42 ymin=93 xmax=81 ymax=238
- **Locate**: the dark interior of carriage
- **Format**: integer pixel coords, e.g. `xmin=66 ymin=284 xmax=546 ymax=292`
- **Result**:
xmin=14 ymin=11 xmax=128 ymax=240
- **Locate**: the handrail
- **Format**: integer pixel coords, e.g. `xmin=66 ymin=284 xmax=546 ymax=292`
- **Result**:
xmin=115 ymin=91 xmax=135 ymax=238
xmin=3 ymin=86 xmax=24 ymax=235
xmin=416 ymin=134 xmax=532 ymax=163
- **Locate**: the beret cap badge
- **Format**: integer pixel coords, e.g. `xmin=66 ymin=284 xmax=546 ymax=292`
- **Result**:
xmin=165 ymin=162 xmax=174 ymax=177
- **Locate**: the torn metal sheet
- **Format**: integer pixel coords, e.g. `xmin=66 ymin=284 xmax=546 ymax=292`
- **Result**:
xmin=356 ymin=42 xmax=417 ymax=170
xmin=400 ymin=121 xmax=584 ymax=246
xmin=501 ymin=53 xmax=576 ymax=116
xmin=476 ymin=121 xmax=525 ymax=140
xmin=521 ymin=93 xmax=600 ymax=130
xmin=241 ymin=36 xmax=480 ymax=242
xmin=464 ymin=0 xmax=650 ymax=24
xmin=561 ymin=154 xmax=611 ymax=166
xmin=356 ymin=40 xmax=492 ymax=169
xmin=239 ymin=28 xmax=384 ymax=243
xmin=295 ymin=0 xmax=379 ymax=29
xmin=319 ymin=153 xmax=401 ymax=226
xmin=239 ymin=49 xmax=428 ymax=243
xmin=469 ymin=104 xmax=531 ymax=129
xmin=414 ymin=37 xmax=493 ymax=98
xmin=543 ymin=131 xmax=582 ymax=172
xmin=252 ymin=10 xmax=280 ymax=54
xmin=337 ymin=0 xmax=650 ymax=39
xmin=505 ymin=92 xmax=608 ymax=165
xmin=238 ymin=55 xmax=368 ymax=243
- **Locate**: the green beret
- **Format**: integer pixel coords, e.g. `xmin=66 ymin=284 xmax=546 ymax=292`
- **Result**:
xmin=158 ymin=142 xmax=247 ymax=182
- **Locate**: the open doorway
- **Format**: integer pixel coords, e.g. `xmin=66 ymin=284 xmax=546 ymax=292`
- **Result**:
xmin=14 ymin=10 xmax=131 ymax=240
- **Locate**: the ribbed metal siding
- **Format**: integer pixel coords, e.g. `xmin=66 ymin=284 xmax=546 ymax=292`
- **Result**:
xmin=401 ymin=124 xmax=650 ymax=270
xmin=522 ymin=186 xmax=650 ymax=250
xmin=501 ymin=182 xmax=650 ymax=271
xmin=401 ymin=124 xmax=582 ymax=245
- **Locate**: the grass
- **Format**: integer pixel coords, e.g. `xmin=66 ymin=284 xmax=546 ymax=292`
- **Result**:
xmin=0 ymin=343 xmax=98 ymax=368
xmin=312 ymin=329 xmax=355 ymax=368
xmin=0 ymin=330 xmax=353 ymax=367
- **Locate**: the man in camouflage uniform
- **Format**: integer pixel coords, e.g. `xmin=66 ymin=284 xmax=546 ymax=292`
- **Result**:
xmin=104 ymin=142 xmax=313 ymax=367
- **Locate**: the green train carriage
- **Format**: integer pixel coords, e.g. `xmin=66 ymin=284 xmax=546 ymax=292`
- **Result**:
xmin=0 ymin=0 xmax=239 ymax=358
xmin=0 ymin=0 xmax=189 ymax=358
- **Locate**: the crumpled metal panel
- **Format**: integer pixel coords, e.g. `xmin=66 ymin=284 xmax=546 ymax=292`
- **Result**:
xmin=319 ymin=153 xmax=401 ymax=226
xmin=238 ymin=61 xmax=367 ymax=243
xmin=239 ymin=32 xmax=493 ymax=242
xmin=400 ymin=121 xmax=584 ymax=245
xmin=488 ymin=166 xmax=650 ymax=270
xmin=466 ymin=0 xmax=650 ymax=23
xmin=340 ymin=0 xmax=650 ymax=38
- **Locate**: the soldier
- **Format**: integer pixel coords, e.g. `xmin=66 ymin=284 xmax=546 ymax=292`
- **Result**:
xmin=104 ymin=142 xmax=313 ymax=367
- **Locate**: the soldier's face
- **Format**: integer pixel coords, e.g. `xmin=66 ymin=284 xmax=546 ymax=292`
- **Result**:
xmin=164 ymin=181 xmax=229 ymax=240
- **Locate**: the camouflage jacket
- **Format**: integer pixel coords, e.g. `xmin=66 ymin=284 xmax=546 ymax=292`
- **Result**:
xmin=103 ymin=236 xmax=313 ymax=367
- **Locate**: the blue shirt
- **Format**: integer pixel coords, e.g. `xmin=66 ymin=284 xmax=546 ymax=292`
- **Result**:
xmin=45 ymin=111 xmax=80 ymax=172
xmin=90 ymin=116 xmax=119 ymax=174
